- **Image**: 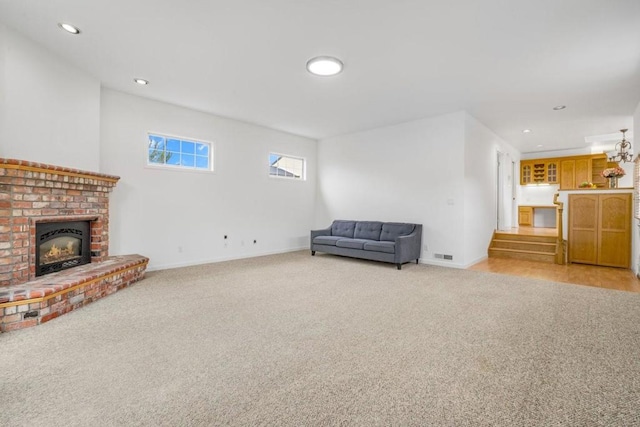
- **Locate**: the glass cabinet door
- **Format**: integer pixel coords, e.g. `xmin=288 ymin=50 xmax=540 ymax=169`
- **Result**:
xmin=522 ymin=164 xmax=532 ymax=184
xmin=547 ymin=162 xmax=558 ymax=183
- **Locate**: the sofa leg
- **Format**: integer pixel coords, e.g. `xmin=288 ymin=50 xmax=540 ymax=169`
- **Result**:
xmin=311 ymin=251 xmax=316 ymax=256
xmin=416 ymin=259 xmax=419 ymax=264
xmin=396 ymin=264 xmax=401 ymax=270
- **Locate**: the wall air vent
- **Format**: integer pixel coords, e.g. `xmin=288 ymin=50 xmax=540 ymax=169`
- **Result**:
xmin=434 ymin=254 xmax=454 ymax=261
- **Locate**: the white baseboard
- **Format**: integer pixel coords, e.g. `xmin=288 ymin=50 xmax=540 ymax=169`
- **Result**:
xmin=145 ymin=246 xmax=309 ymax=272
xmin=418 ymin=258 xmax=466 ymax=269
xmin=418 ymin=254 xmax=488 ymax=269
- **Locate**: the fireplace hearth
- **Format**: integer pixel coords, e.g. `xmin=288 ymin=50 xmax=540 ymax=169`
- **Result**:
xmin=36 ymin=221 xmax=91 ymax=276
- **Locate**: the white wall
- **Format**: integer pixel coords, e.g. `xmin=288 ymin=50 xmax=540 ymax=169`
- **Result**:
xmin=100 ymin=89 xmax=317 ymax=270
xmin=0 ymin=24 xmax=100 ymax=170
xmin=317 ymin=111 xmax=482 ymax=268
xmin=519 ymin=184 xmax=560 ymax=206
xmin=463 ymin=113 xmax=520 ymax=266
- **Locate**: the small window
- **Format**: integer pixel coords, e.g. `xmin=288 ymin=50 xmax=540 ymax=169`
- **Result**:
xmin=269 ymin=153 xmax=305 ymax=180
xmin=147 ymin=133 xmax=212 ymax=171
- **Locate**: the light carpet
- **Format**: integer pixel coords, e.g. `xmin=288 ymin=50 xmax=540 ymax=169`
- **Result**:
xmin=1 ymin=251 xmax=640 ymax=426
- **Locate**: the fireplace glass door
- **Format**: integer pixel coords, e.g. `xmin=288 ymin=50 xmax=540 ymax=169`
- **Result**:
xmin=36 ymin=221 xmax=91 ymax=276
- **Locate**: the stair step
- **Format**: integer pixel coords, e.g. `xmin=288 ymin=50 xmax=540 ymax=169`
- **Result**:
xmin=493 ymin=233 xmax=557 ymax=243
xmin=491 ymin=239 xmax=556 ymax=253
xmin=488 ymin=248 xmax=556 ymax=263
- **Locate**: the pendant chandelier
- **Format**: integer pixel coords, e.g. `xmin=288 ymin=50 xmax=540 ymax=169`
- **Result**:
xmin=608 ymin=129 xmax=633 ymax=163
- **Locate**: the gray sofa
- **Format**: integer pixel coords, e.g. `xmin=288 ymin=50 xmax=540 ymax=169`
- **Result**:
xmin=310 ymin=220 xmax=422 ymax=269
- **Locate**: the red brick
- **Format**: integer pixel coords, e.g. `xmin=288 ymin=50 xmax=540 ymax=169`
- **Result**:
xmin=12 ymin=201 xmax=32 ymax=209
xmin=2 ymin=318 xmax=38 ymax=331
xmin=23 ymin=194 xmax=42 ymax=202
xmin=1 ymin=313 xmax=21 ymax=323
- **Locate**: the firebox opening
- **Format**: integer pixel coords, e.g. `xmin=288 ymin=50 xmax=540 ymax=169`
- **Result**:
xmin=36 ymin=221 xmax=91 ymax=276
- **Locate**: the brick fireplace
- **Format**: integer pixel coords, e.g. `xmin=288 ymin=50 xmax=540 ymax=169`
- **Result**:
xmin=0 ymin=159 xmax=119 ymax=286
xmin=0 ymin=158 xmax=148 ymax=332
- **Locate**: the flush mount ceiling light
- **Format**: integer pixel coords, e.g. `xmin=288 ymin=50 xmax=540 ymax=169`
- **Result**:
xmin=306 ymin=56 xmax=343 ymax=76
xmin=609 ymin=128 xmax=633 ymax=163
xmin=522 ymin=129 xmax=532 ymax=133
xmin=553 ymin=105 xmax=566 ymax=110
xmin=58 ymin=23 xmax=80 ymax=34
xmin=134 ymin=78 xmax=149 ymax=85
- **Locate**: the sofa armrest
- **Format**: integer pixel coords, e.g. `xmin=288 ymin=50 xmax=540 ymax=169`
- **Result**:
xmin=310 ymin=226 xmax=332 ymax=250
xmin=395 ymin=225 xmax=422 ymax=264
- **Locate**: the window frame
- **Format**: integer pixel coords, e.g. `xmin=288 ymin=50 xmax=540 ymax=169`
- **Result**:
xmin=268 ymin=152 xmax=306 ymax=181
xmin=146 ymin=131 xmax=214 ymax=173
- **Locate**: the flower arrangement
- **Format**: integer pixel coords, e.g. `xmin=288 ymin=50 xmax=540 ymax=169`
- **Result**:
xmin=601 ymin=167 xmax=625 ymax=178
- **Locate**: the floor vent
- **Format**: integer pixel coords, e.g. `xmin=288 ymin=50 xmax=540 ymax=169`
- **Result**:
xmin=435 ymin=254 xmax=453 ymax=261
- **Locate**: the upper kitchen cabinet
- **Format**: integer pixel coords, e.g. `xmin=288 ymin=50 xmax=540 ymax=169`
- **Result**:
xmin=520 ymin=159 xmax=558 ymax=185
xmin=558 ymin=154 xmax=607 ymax=189
xmin=520 ymin=154 xmax=607 ymax=188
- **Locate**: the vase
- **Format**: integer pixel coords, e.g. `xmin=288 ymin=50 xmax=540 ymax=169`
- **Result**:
xmin=608 ymin=176 xmax=618 ymax=188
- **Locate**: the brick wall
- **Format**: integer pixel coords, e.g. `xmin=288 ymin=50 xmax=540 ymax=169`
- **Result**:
xmin=0 ymin=158 xmax=120 ymax=287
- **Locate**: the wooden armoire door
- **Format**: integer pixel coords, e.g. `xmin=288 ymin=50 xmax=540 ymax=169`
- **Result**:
xmin=569 ymin=193 xmax=631 ymax=268
xmin=598 ymin=193 xmax=631 ymax=268
xmin=569 ymin=194 xmax=598 ymax=264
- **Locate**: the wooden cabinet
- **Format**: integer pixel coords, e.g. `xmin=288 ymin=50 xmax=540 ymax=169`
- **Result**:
xmin=575 ymin=158 xmax=591 ymax=185
xmin=547 ymin=162 xmax=558 ymax=183
xmin=521 ymin=163 xmax=532 ymax=184
xmin=521 ymin=156 xmax=604 ymax=186
xmin=520 ymin=160 xmax=559 ymax=185
xmin=591 ymin=157 xmax=608 ymax=186
xmin=518 ymin=206 xmax=533 ymax=226
xmin=560 ymin=159 xmax=575 ymax=189
xmin=568 ymin=193 xmax=631 ymax=268
xmin=560 ymin=157 xmax=591 ymax=189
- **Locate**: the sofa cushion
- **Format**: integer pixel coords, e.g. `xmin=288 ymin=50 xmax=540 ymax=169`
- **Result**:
xmin=335 ymin=238 xmax=370 ymax=250
xmin=363 ymin=241 xmax=396 ymax=254
xmin=313 ymin=236 xmax=343 ymax=246
xmin=354 ymin=221 xmax=383 ymax=241
xmin=331 ymin=220 xmax=356 ymax=238
xmin=380 ymin=223 xmax=416 ymax=242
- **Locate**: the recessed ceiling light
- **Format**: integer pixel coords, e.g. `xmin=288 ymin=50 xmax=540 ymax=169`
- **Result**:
xmin=134 ymin=78 xmax=149 ymax=85
xmin=537 ymin=144 xmax=544 ymax=147
xmin=553 ymin=105 xmax=566 ymax=110
xmin=58 ymin=23 xmax=80 ymax=34
xmin=306 ymin=56 xmax=343 ymax=76
xmin=522 ymin=129 xmax=532 ymax=133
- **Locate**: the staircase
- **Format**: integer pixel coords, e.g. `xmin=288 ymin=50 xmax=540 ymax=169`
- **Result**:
xmin=488 ymin=231 xmax=558 ymax=263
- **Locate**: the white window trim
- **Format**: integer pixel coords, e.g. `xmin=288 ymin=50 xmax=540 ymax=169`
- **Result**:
xmin=269 ymin=152 xmax=306 ymax=181
xmin=146 ymin=131 xmax=215 ymax=173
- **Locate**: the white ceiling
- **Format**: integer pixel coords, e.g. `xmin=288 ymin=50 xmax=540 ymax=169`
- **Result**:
xmin=1 ymin=0 xmax=639 ymax=154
